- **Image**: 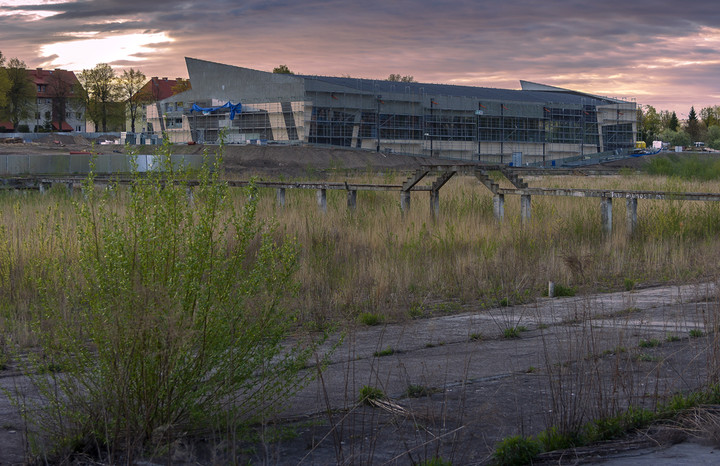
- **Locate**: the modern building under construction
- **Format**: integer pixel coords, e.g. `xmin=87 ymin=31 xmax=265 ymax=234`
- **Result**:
xmin=149 ymin=58 xmax=637 ymax=163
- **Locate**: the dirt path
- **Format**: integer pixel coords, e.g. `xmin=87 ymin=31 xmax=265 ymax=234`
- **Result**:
xmin=2 ymin=283 xmax=719 ymax=464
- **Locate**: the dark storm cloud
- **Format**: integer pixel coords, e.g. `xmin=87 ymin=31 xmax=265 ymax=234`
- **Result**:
xmin=1 ymin=0 xmax=719 ymax=111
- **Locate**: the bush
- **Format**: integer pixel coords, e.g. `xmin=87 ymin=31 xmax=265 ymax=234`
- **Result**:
xmin=16 ymin=141 xmax=322 ymax=461
xmin=493 ymin=435 xmax=542 ymax=465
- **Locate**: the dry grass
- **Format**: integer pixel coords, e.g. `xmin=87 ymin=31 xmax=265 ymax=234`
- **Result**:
xmin=4 ymin=171 xmax=720 ymax=333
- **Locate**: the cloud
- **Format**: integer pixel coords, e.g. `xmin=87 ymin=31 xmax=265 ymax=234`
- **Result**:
xmin=0 ymin=0 xmax=718 ymax=112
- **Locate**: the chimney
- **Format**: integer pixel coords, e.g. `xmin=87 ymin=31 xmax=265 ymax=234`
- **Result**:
xmin=162 ymin=77 xmax=168 ymax=80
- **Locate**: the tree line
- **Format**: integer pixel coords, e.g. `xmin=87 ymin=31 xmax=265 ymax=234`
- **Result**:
xmin=637 ymin=105 xmax=720 ymax=149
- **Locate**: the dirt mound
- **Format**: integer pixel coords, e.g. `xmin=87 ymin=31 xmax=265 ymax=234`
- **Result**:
xmin=35 ymin=134 xmax=91 ymax=146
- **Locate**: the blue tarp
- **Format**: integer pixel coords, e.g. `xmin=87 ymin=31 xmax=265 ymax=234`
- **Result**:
xmin=190 ymin=101 xmax=242 ymax=120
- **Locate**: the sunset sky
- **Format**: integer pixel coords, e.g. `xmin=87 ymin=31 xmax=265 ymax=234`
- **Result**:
xmin=1 ymin=0 xmax=719 ymax=117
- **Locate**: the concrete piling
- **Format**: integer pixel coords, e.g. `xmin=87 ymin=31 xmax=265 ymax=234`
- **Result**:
xmin=626 ymin=198 xmax=637 ymax=236
xmin=347 ymin=189 xmax=357 ymax=211
xmin=520 ymin=194 xmax=531 ymax=226
xmin=493 ymin=194 xmax=505 ymax=222
xmin=277 ymin=187 xmax=286 ymax=208
xmin=601 ymin=196 xmax=612 ymax=235
xmin=316 ymin=188 xmax=327 ymax=213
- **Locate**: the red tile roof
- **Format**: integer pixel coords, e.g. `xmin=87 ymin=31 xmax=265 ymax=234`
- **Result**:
xmin=137 ymin=77 xmax=190 ymax=101
xmin=28 ymin=69 xmax=80 ymax=98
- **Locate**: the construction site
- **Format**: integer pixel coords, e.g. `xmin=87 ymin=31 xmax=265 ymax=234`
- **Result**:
xmin=148 ymin=58 xmax=638 ymax=165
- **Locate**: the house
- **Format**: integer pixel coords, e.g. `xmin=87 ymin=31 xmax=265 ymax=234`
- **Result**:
xmin=132 ymin=77 xmax=190 ymax=134
xmin=28 ymin=68 xmax=85 ymax=132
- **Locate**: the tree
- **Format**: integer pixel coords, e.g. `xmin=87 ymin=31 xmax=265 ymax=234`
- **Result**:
xmin=171 ymin=78 xmax=191 ymax=95
xmin=2 ymin=57 xmax=36 ymax=129
xmin=387 ymin=74 xmax=415 ymax=82
xmin=78 ymin=63 xmax=119 ymax=132
xmin=0 ymin=51 xmax=10 ymax=111
xmin=46 ymin=70 xmax=77 ymax=131
xmin=272 ymin=64 xmax=293 ymax=74
xmin=686 ymin=106 xmax=701 ymax=142
xmin=637 ymin=105 xmax=662 ymax=145
xmin=669 ymin=111 xmax=679 ymax=131
xmin=117 ymin=68 xmax=146 ymax=133
xmin=700 ymin=106 xmax=720 ymax=128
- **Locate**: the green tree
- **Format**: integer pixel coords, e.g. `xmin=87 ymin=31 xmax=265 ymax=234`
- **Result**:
xmin=272 ymin=64 xmax=294 ymax=74
xmin=117 ymin=68 xmax=146 ymax=133
xmin=707 ymin=125 xmax=720 ymax=150
xmin=686 ymin=106 xmax=701 ymax=142
xmin=387 ymin=73 xmax=415 ymax=82
xmin=2 ymin=57 xmax=36 ymax=129
xmin=638 ymin=105 xmax=662 ymax=145
xmin=46 ymin=70 xmax=77 ymax=131
xmin=171 ymin=77 xmax=191 ymax=95
xmin=78 ymin=63 xmax=119 ymax=132
xmin=669 ymin=111 xmax=679 ymax=131
xmin=0 ymin=51 xmax=10 ymax=112
xmin=700 ymin=106 xmax=720 ymax=129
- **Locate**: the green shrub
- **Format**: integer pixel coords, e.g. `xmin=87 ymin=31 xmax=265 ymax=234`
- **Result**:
xmin=554 ymin=284 xmax=577 ymax=297
xmin=358 ymin=312 xmax=382 ymax=326
xmin=17 ymin=142 xmax=322 ymax=461
xmin=493 ymin=435 xmax=542 ymax=465
xmin=690 ymin=329 xmax=705 ymax=338
xmin=374 ymin=347 xmax=395 ymax=357
xmin=359 ymin=385 xmax=385 ymax=404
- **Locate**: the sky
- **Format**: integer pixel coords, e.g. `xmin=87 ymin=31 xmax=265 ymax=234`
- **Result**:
xmin=1 ymin=0 xmax=719 ymax=117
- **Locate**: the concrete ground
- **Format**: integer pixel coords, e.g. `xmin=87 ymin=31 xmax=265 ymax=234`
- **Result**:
xmin=1 ymin=283 xmax=719 ymax=464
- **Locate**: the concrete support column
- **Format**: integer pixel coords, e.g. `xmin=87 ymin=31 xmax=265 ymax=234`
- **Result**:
xmin=626 ymin=197 xmax=637 ymax=236
xmin=520 ymin=194 xmax=532 ymax=226
xmin=66 ymin=182 xmax=74 ymax=196
xmin=493 ymin=194 xmax=505 ymax=222
xmin=186 ymin=186 xmax=194 ymax=204
xmin=316 ymin=188 xmax=327 ymax=214
xmin=400 ymin=191 xmax=411 ymax=214
xmin=276 ymin=187 xmax=286 ymax=208
xmin=347 ymin=190 xmax=357 ymax=211
xmin=39 ymin=182 xmax=51 ymax=194
xmin=430 ymin=190 xmax=440 ymax=220
xmin=601 ymin=196 xmax=613 ymax=236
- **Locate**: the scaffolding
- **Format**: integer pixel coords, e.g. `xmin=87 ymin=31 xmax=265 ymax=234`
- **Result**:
xmin=143 ymin=80 xmax=636 ymax=164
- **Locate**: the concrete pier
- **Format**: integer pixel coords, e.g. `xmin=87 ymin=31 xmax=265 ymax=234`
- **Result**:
xmin=626 ymin=198 xmax=637 ymax=236
xmin=601 ymin=196 xmax=612 ymax=235
xmin=520 ymin=194 xmax=531 ymax=226
xmin=277 ymin=187 xmax=286 ymax=208
xmin=347 ymin=190 xmax=357 ymax=211
xmin=316 ymin=188 xmax=327 ymax=213
xmin=493 ymin=194 xmax=505 ymax=222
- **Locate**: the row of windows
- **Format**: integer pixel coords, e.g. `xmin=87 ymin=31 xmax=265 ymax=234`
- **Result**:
xmin=308 ymin=107 xmax=607 ymax=144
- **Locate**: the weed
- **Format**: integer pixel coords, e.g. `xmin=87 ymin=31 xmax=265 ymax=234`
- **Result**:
xmin=358 ymin=312 xmax=382 ymax=326
xmin=359 ymin=385 xmax=385 ymax=404
xmin=666 ymin=334 xmax=681 ymax=342
xmin=405 ymin=384 xmax=437 ymax=398
xmin=553 ymin=284 xmax=577 ymax=297
xmin=635 ymin=353 xmax=660 ymax=362
xmin=638 ymin=338 xmax=661 ymax=348
xmin=503 ymin=327 xmax=527 ymax=339
xmin=374 ymin=347 xmax=395 ymax=357
xmin=690 ymin=329 xmax=705 ymax=338
xmin=408 ymin=302 xmax=425 ymax=319
xmin=525 ymin=366 xmax=538 ymax=373
xmin=492 ymin=435 xmax=542 ymax=465
xmin=624 ymin=278 xmax=635 ymax=291
xmin=469 ymin=332 xmax=483 ymax=341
